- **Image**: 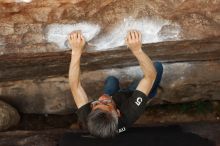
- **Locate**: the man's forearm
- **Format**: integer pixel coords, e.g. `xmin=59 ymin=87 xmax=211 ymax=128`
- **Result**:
xmin=126 ymin=30 xmax=156 ymax=95
xmin=133 ymin=49 xmax=156 ymax=80
xmin=69 ymin=52 xmax=81 ymax=88
xmin=69 ymin=52 xmax=88 ymax=107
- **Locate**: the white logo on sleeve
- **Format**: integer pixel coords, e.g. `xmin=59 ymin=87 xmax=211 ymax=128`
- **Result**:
xmin=118 ymin=127 xmax=126 ymax=133
xmin=135 ymin=97 xmax=143 ymax=106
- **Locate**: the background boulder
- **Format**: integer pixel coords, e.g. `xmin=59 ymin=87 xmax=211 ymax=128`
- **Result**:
xmin=0 ymin=100 xmax=20 ymax=131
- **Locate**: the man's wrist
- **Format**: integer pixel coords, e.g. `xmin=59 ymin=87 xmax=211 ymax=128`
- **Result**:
xmin=132 ymin=48 xmax=143 ymax=56
xmin=72 ymin=47 xmax=83 ymax=53
xmin=71 ymin=50 xmax=82 ymax=57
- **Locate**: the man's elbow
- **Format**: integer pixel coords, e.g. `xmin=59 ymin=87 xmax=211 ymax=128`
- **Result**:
xmin=69 ymin=79 xmax=80 ymax=91
xmin=152 ymin=71 xmax=157 ymax=81
xmin=144 ymin=71 xmax=157 ymax=83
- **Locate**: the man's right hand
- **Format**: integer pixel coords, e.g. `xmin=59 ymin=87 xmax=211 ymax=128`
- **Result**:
xmin=68 ymin=31 xmax=85 ymax=54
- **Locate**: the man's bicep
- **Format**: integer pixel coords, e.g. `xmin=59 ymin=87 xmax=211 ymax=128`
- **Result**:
xmin=70 ymin=84 xmax=89 ymax=109
xmin=136 ymin=78 xmax=154 ymax=96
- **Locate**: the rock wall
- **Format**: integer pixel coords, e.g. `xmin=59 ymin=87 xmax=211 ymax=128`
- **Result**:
xmin=0 ymin=100 xmax=20 ymax=130
xmin=0 ymin=0 xmax=219 ymax=54
xmin=0 ymin=0 xmax=220 ymax=114
xmin=1 ymin=61 xmax=220 ymax=114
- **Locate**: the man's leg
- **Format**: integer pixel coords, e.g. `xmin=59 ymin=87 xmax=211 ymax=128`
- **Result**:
xmin=103 ymin=76 xmax=120 ymax=96
xmin=127 ymin=62 xmax=163 ymax=98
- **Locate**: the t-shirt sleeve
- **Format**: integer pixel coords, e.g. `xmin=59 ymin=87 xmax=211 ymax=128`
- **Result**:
xmin=119 ymin=90 xmax=149 ymax=128
xmin=76 ymin=102 xmax=92 ymax=129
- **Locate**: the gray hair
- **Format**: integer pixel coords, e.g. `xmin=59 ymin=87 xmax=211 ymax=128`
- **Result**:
xmin=87 ymin=109 xmax=118 ymax=138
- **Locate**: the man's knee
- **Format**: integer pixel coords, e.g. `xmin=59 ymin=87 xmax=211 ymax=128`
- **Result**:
xmin=105 ymin=76 xmax=119 ymax=83
xmin=154 ymin=62 xmax=163 ymax=71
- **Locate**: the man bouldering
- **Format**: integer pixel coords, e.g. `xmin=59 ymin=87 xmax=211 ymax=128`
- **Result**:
xmin=60 ymin=30 xmax=215 ymax=146
xmin=68 ymin=30 xmax=163 ymax=138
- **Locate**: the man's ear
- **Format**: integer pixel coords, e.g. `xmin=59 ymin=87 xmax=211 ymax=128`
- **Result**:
xmin=116 ymin=109 xmax=121 ymax=117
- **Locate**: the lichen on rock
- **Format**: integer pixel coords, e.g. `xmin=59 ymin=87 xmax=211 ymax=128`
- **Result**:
xmin=0 ymin=100 xmax=20 ymax=131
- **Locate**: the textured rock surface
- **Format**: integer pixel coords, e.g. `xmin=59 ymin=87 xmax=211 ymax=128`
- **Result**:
xmin=0 ymin=0 xmax=219 ymax=54
xmin=0 ymin=129 xmax=65 ymax=146
xmin=0 ymin=61 xmax=220 ymax=114
xmin=0 ymin=38 xmax=219 ymax=82
xmin=0 ymin=100 xmax=20 ymax=131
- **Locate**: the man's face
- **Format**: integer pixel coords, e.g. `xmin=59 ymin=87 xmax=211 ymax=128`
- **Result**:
xmin=91 ymin=95 xmax=120 ymax=117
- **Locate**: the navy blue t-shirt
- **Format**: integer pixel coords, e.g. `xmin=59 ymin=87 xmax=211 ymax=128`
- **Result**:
xmin=76 ymin=90 xmax=150 ymax=133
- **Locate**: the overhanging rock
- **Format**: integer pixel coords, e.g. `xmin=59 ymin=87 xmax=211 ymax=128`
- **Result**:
xmin=0 ymin=60 xmax=220 ymax=114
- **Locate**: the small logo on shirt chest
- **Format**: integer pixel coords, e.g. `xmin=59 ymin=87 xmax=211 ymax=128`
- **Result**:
xmin=135 ymin=97 xmax=143 ymax=106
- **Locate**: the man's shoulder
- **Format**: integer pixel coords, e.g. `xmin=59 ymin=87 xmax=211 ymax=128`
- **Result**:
xmin=76 ymin=101 xmax=92 ymax=130
xmin=76 ymin=102 xmax=92 ymax=114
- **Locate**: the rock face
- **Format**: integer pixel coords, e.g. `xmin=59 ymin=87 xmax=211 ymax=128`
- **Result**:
xmin=0 ymin=100 xmax=20 ymax=131
xmin=0 ymin=0 xmax=219 ymax=54
xmin=0 ymin=60 xmax=220 ymax=114
xmin=0 ymin=0 xmax=220 ymax=114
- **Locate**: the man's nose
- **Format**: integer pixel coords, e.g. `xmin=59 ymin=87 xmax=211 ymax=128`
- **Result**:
xmin=98 ymin=95 xmax=111 ymax=100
